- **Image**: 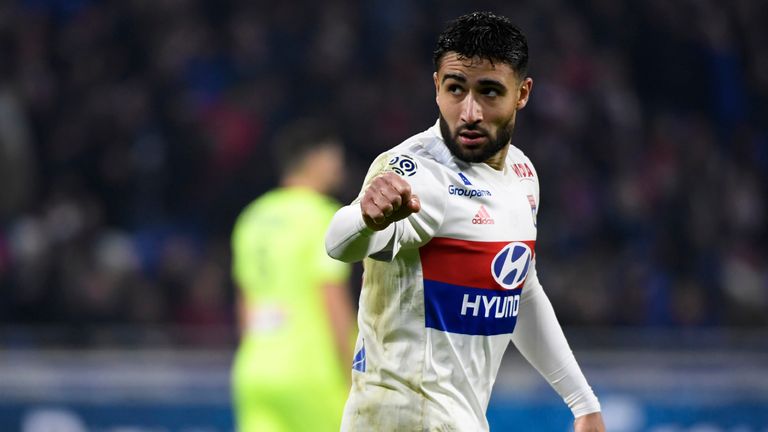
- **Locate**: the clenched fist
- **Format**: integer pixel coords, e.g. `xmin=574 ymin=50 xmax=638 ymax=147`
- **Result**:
xmin=361 ymin=172 xmax=421 ymax=231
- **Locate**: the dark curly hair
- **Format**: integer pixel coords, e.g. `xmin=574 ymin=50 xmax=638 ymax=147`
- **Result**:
xmin=433 ymin=11 xmax=528 ymax=77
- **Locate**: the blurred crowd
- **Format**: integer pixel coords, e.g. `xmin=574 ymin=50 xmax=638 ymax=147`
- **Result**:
xmin=0 ymin=0 xmax=766 ymax=345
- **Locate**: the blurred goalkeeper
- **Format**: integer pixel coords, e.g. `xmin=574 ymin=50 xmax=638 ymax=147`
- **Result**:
xmin=230 ymin=118 xmax=355 ymax=432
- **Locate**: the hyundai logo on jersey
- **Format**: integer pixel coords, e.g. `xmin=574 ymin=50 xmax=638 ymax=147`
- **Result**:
xmin=420 ymin=238 xmax=535 ymax=336
xmin=491 ymin=242 xmax=532 ymax=290
xmin=388 ymin=154 xmax=418 ymax=176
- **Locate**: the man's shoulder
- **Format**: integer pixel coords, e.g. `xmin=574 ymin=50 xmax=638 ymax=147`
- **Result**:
xmin=506 ymin=144 xmax=534 ymax=165
xmin=506 ymin=144 xmax=539 ymax=185
xmin=378 ymin=124 xmax=457 ymax=172
xmin=236 ymin=188 xmax=332 ymax=225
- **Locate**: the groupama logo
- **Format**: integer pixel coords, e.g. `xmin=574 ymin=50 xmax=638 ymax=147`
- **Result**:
xmin=491 ymin=242 xmax=532 ymax=290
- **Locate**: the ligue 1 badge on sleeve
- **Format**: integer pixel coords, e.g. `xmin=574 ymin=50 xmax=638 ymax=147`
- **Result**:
xmin=387 ymin=154 xmax=418 ymax=177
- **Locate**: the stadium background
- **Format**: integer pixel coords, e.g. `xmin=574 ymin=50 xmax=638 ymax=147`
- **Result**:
xmin=0 ymin=0 xmax=766 ymax=430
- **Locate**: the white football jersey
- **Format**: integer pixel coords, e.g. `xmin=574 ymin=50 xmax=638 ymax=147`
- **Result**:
xmin=326 ymin=121 xmax=599 ymax=431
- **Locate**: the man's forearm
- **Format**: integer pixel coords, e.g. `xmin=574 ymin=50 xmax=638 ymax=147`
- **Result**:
xmin=511 ymin=271 xmax=601 ymax=417
xmin=325 ymin=204 xmax=396 ymax=263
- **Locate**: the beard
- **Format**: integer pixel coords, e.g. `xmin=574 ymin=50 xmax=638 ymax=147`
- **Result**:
xmin=439 ymin=114 xmax=514 ymax=163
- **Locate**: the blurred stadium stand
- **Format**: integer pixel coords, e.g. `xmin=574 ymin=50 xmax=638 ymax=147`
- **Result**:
xmin=0 ymin=0 xmax=766 ymax=430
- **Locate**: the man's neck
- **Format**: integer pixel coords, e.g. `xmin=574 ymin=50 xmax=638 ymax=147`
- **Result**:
xmin=484 ymin=145 xmax=510 ymax=171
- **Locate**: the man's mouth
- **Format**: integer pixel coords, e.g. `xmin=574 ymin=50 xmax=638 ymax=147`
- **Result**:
xmin=457 ymin=130 xmax=487 ymax=147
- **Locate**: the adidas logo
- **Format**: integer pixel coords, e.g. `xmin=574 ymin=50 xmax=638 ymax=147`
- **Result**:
xmin=472 ymin=205 xmax=495 ymax=225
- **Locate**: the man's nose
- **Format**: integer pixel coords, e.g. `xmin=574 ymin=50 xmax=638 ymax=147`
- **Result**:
xmin=460 ymin=93 xmax=483 ymax=124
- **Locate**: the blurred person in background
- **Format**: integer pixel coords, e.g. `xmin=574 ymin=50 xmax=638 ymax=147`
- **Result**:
xmin=230 ymin=118 xmax=355 ymax=432
xmin=325 ymin=12 xmax=604 ymax=432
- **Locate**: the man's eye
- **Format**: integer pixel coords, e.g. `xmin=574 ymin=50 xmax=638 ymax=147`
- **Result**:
xmin=482 ymin=88 xmax=500 ymax=97
xmin=448 ymin=85 xmax=464 ymax=95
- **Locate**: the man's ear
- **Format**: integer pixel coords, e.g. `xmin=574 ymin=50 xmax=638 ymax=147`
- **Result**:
xmin=516 ymin=77 xmax=533 ymax=110
xmin=433 ymin=72 xmax=440 ymax=104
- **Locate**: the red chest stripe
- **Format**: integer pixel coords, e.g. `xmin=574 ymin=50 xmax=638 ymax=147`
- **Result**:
xmin=420 ymin=237 xmax=536 ymax=290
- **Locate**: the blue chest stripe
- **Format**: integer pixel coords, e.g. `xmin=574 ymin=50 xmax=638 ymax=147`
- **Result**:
xmin=424 ymin=279 xmax=521 ymax=336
